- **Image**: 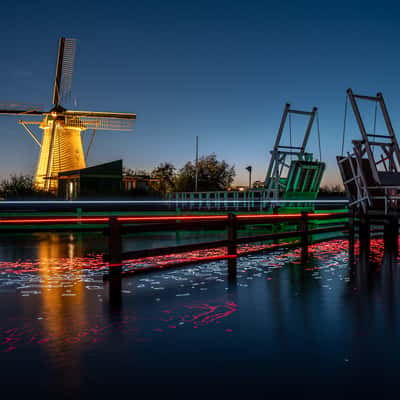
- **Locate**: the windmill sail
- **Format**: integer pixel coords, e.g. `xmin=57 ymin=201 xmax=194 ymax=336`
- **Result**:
xmin=52 ymin=38 xmax=76 ymax=106
xmin=65 ymin=110 xmax=136 ymax=131
xmin=0 ymin=37 xmax=135 ymax=194
xmin=0 ymin=103 xmax=43 ymax=115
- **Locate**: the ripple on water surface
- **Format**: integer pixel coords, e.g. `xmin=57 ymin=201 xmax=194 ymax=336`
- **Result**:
xmin=0 ymin=237 xmax=358 ymax=354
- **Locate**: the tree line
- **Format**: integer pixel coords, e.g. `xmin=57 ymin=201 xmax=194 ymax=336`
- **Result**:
xmin=0 ymin=175 xmax=53 ymax=199
xmin=0 ymin=153 xmax=236 ymax=199
xmin=144 ymin=153 xmax=235 ymax=194
xmin=0 ymin=154 xmax=346 ymax=199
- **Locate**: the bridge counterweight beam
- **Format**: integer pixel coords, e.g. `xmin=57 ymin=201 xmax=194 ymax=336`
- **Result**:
xmin=300 ymin=107 xmax=317 ymax=152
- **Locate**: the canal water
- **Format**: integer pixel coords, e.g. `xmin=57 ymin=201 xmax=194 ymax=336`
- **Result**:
xmin=0 ymin=232 xmax=399 ymax=398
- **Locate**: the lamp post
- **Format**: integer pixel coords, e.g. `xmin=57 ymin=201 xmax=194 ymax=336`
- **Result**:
xmin=246 ymin=165 xmax=252 ymax=190
xmin=195 ymin=136 xmax=199 ymax=192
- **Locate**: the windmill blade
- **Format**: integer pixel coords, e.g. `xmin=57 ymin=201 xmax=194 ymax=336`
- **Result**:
xmin=65 ymin=110 xmax=136 ymax=119
xmin=65 ymin=116 xmax=134 ymax=131
xmin=52 ymin=38 xmax=77 ymax=106
xmin=65 ymin=110 xmax=136 ymax=131
xmin=0 ymin=102 xmax=43 ymax=115
xmin=0 ymin=110 xmax=43 ymax=116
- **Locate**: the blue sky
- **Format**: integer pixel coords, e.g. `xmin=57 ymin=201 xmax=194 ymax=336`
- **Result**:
xmin=1 ymin=0 xmax=400 ymax=186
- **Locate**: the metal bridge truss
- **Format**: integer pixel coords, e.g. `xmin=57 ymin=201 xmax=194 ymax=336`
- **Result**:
xmin=264 ymin=103 xmax=325 ymax=201
xmin=337 ymin=89 xmax=400 ymax=214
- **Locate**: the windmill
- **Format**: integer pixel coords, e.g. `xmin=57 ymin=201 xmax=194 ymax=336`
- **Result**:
xmin=0 ymin=37 xmax=136 ymax=192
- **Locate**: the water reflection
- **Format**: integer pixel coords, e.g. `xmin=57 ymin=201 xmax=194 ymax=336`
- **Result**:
xmin=36 ymin=234 xmax=88 ymax=391
xmin=347 ymin=239 xmax=399 ymax=345
xmin=37 ymin=233 xmax=86 ymax=343
xmin=2 ymin=233 xmax=400 ymax=396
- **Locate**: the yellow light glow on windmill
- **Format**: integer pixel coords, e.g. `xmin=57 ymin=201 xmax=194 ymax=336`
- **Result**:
xmin=34 ymin=118 xmax=86 ymax=192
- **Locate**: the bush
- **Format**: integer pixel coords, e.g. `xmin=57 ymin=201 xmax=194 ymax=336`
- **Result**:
xmin=0 ymin=175 xmax=54 ymax=199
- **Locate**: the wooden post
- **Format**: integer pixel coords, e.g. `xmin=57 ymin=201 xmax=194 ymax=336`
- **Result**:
xmin=109 ymin=271 xmax=122 ymax=309
xmin=348 ymin=211 xmax=355 ymax=265
xmin=384 ymin=216 xmax=398 ymax=261
xmin=77 ymin=207 xmax=82 ymax=225
xmin=108 ymin=217 xmax=122 ymax=277
xmin=384 ymin=217 xmax=391 ymax=250
xmin=300 ymin=211 xmax=308 ymax=262
xmin=358 ymin=215 xmax=370 ymax=266
xmin=227 ymin=213 xmax=237 ymax=255
xmin=227 ymin=213 xmax=237 ymax=277
xmin=392 ymin=216 xmax=399 ymax=257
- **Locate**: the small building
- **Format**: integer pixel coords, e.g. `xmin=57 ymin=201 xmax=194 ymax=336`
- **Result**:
xmin=58 ymin=160 xmax=123 ymax=200
xmin=123 ymin=174 xmax=160 ymax=192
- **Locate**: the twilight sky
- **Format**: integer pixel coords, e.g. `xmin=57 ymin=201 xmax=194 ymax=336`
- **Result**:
xmin=1 ymin=0 xmax=400 ymax=186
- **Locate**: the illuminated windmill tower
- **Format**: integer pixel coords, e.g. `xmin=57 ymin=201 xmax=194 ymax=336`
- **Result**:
xmin=0 ymin=38 xmax=136 ymax=192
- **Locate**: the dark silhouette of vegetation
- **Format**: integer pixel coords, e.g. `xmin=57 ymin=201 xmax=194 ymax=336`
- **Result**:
xmin=174 ymin=153 xmax=235 ymax=192
xmin=123 ymin=167 xmax=150 ymax=177
xmin=252 ymin=180 xmax=265 ymax=189
xmin=319 ymin=184 xmax=346 ymax=196
xmin=124 ymin=155 xmax=235 ymax=194
xmin=151 ymin=162 xmax=176 ymax=194
xmin=0 ymin=174 xmax=54 ymax=199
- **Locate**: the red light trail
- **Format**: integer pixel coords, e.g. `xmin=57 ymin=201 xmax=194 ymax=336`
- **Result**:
xmin=0 ymin=212 xmax=338 ymax=225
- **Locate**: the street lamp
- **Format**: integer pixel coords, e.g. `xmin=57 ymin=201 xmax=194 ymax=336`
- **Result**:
xmin=195 ymin=136 xmax=199 ymax=192
xmin=245 ymin=165 xmax=252 ymax=190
